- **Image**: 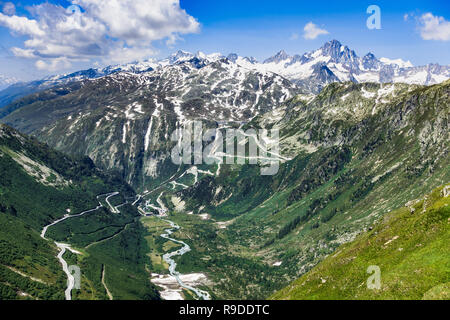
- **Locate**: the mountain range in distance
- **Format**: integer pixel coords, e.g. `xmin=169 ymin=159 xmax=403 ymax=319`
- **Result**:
xmin=44 ymin=39 xmax=450 ymax=89
xmin=1 ymin=39 xmax=449 ymax=110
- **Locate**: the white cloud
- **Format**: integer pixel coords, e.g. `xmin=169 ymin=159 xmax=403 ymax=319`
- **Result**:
xmin=419 ymin=13 xmax=450 ymax=41
xmin=166 ymin=33 xmax=183 ymax=47
xmin=73 ymin=0 xmax=199 ymax=43
xmin=0 ymin=0 xmax=200 ymax=71
xmin=303 ymin=22 xmax=329 ymax=40
xmin=36 ymin=58 xmax=72 ymax=72
xmin=0 ymin=13 xmax=45 ymax=36
xmin=2 ymin=2 xmax=15 ymax=15
xmin=11 ymin=47 xmax=38 ymax=59
xmin=107 ymin=46 xmax=157 ymax=64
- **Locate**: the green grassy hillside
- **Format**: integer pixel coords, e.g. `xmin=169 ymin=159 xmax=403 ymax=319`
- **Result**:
xmin=272 ymin=184 xmax=450 ymax=300
xmin=0 ymin=124 xmax=159 ymax=300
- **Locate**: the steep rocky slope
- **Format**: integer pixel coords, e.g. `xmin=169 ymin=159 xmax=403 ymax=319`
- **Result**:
xmin=1 ymin=58 xmax=299 ymax=190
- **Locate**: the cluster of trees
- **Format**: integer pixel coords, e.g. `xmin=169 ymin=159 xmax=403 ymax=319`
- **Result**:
xmin=0 ymin=265 xmax=64 ymax=300
xmin=278 ymin=191 xmax=343 ymax=240
xmin=0 ymin=126 xmax=145 ymax=300
xmin=80 ymin=221 xmax=161 ymax=300
xmin=288 ymin=147 xmax=352 ymax=204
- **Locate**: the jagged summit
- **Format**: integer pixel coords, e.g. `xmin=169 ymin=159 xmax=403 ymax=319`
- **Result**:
xmin=168 ymin=50 xmax=194 ymax=64
xmin=320 ymin=39 xmax=359 ymax=65
xmin=263 ymin=50 xmax=291 ymax=64
xmin=1 ymin=40 xmax=449 ymax=110
xmin=236 ymin=40 xmax=449 ymax=92
xmin=361 ymin=52 xmax=380 ymax=70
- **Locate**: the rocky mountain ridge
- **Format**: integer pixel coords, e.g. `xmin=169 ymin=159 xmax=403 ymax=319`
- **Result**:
xmin=0 ymin=55 xmax=300 ymax=189
xmin=2 ymin=39 xmax=448 ymax=110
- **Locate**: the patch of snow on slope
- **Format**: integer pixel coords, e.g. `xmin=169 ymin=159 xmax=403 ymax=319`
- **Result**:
xmin=341 ymin=93 xmax=351 ymax=102
xmin=361 ymin=87 xmax=376 ymax=99
xmin=354 ymin=71 xmax=379 ymax=83
xmin=393 ymin=71 xmax=428 ymax=85
xmin=380 ymin=57 xmax=413 ymax=68
xmin=122 ymin=122 xmax=128 ymax=144
xmin=144 ymin=117 xmax=154 ymax=152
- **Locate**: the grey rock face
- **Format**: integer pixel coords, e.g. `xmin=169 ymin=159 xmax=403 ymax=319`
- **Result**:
xmin=1 ymin=57 xmax=300 ymax=190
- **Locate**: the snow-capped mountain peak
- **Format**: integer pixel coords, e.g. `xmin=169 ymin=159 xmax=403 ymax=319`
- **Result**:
xmin=2 ymin=40 xmax=448 ymax=101
xmin=232 ymin=40 xmax=449 ymax=93
xmin=319 ymin=39 xmax=359 ymax=65
xmin=264 ymin=50 xmax=291 ymax=64
xmin=168 ymin=50 xmax=194 ymax=64
xmin=194 ymin=51 xmax=224 ymax=62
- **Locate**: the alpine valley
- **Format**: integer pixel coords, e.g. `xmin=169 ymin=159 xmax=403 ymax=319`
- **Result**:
xmin=0 ymin=40 xmax=448 ymax=300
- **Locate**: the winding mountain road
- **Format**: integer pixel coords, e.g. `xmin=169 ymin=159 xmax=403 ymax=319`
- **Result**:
xmin=43 ymin=176 xmax=213 ymax=301
xmin=40 ymin=192 xmax=118 ymax=300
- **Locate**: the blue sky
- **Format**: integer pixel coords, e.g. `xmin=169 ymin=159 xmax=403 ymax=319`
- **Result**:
xmin=0 ymin=0 xmax=449 ymax=80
